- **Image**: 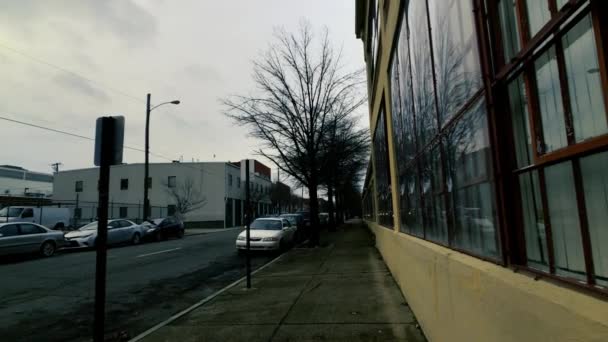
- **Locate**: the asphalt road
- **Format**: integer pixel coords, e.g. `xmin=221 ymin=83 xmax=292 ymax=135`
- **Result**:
xmin=0 ymin=229 xmax=276 ymax=342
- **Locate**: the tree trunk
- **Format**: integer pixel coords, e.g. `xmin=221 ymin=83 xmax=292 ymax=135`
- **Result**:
xmin=308 ymin=181 xmax=321 ymax=247
xmin=327 ymin=179 xmax=336 ymax=232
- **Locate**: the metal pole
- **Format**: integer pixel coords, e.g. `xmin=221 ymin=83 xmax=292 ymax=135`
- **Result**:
xmin=277 ymin=168 xmax=281 ymax=214
xmin=143 ymin=93 xmax=151 ymax=221
xmin=245 ymin=160 xmax=251 ymax=289
xmin=94 ymin=118 xmax=114 ymax=342
xmin=75 ymin=193 xmax=80 ymax=227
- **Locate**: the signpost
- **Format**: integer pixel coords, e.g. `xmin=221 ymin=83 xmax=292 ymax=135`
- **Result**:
xmin=245 ymin=159 xmax=251 ymax=288
xmin=93 ymin=116 xmax=124 ymax=342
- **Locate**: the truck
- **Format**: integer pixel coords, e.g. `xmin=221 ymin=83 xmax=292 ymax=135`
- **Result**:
xmin=0 ymin=206 xmax=71 ymax=229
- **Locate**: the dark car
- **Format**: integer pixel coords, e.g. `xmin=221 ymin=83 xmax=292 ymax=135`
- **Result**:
xmin=280 ymin=213 xmax=305 ymax=242
xmin=143 ymin=217 xmax=185 ymax=242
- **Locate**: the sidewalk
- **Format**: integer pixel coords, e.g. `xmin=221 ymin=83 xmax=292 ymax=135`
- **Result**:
xmin=137 ymin=220 xmax=426 ymax=341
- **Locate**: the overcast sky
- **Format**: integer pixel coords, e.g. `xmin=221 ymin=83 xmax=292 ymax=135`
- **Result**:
xmin=0 ymin=0 xmax=366 ymax=180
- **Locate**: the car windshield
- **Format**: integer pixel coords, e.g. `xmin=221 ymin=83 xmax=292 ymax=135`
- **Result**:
xmin=280 ymin=215 xmax=298 ymax=224
xmin=250 ymin=219 xmax=282 ymax=230
xmin=0 ymin=207 xmax=24 ymax=217
xmin=80 ymin=222 xmax=98 ymax=231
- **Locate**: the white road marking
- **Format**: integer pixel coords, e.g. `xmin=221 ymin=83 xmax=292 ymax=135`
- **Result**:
xmin=135 ymin=247 xmax=182 ymax=258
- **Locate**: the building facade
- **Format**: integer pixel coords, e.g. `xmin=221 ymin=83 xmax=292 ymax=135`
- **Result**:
xmin=0 ymin=165 xmax=53 ymax=198
xmin=356 ymin=0 xmax=608 ymax=340
xmin=53 ymin=160 xmax=272 ymax=227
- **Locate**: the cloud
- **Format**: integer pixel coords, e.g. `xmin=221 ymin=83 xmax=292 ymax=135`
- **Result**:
xmin=182 ymin=64 xmax=223 ymax=84
xmin=53 ymin=73 xmax=109 ymax=102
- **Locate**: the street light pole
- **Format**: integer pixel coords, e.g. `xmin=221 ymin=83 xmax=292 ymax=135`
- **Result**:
xmin=143 ymin=93 xmax=180 ymax=222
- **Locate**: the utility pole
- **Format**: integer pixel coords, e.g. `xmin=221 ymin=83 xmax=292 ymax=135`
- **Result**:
xmin=143 ymin=93 xmax=151 ymax=221
xmin=245 ymin=160 xmax=251 ymax=288
xmin=277 ymin=168 xmax=281 ymax=214
xmin=51 ymin=162 xmax=62 ymax=174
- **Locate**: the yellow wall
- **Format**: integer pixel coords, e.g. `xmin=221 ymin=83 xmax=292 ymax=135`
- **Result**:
xmin=366 ymin=220 xmax=608 ymax=342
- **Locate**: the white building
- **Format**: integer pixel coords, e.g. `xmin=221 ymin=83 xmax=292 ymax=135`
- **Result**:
xmin=0 ymin=165 xmax=53 ymax=198
xmin=52 ymin=160 xmax=272 ymax=227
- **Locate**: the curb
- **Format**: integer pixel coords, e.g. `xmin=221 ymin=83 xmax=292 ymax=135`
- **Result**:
xmin=128 ymin=250 xmax=287 ymax=342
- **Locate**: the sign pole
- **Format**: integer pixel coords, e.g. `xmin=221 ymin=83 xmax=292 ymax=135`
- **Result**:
xmin=245 ymin=160 xmax=251 ymax=288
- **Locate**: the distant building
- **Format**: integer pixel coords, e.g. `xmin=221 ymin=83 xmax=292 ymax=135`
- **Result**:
xmin=0 ymin=165 xmax=53 ymax=198
xmin=52 ymin=160 xmax=272 ymax=227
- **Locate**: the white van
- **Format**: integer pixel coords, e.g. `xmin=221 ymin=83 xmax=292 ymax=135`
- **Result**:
xmin=0 ymin=206 xmax=71 ymax=229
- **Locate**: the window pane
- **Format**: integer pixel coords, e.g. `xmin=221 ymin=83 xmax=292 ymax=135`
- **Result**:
xmin=525 ymin=0 xmax=551 ymax=37
xmin=556 ymin=0 xmax=568 ymax=10
xmin=445 ymin=97 xmax=499 ymax=258
xmin=401 ymin=169 xmax=423 ymax=237
xmin=498 ymin=0 xmax=521 ymax=62
xmin=535 ymin=46 xmax=567 ymax=152
xmin=408 ymin=0 xmax=436 ymax=147
xmin=519 ymin=171 xmax=549 ymax=271
xmin=420 ymin=147 xmax=447 ymax=243
xmin=509 ymin=75 xmax=534 ymax=168
xmin=562 ymin=15 xmax=608 ymax=143
xmin=544 ymin=161 xmax=586 ymax=280
xmin=580 ymin=151 xmax=608 ymax=287
xmin=428 ymin=0 xmax=482 ymax=125
xmin=373 ymin=108 xmax=393 ymax=228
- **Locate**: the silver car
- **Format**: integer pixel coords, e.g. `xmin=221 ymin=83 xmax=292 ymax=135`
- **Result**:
xmin=0 ymin=222 xmax=66 ymax=257
xmin=65 ymin=219 xmax=144 ymax=248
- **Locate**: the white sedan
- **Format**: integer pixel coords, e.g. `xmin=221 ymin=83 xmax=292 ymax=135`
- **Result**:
xmin=236 ymin=218 xmax=297 ymax=252
xmin=65 ymin=219 xmax=144 ymax=248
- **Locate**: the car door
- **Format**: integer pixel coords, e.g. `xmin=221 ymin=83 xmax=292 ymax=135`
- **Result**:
xmin=107 ymin=220 xmax=122 ymax=245
xmin=0 ymin=224 xmax=21 ymax=256
xmin=118 ymin=220 xmax=136 ymax=243
xmin=17 ymin=224 xmax=47 ymax=253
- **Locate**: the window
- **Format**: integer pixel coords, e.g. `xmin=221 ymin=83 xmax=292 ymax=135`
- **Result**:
xmin=373 ymin=105 xmax=392 ymax=228
xmin=120 ymin=178 xmax=128 ymax=190
xmin=146 ymin=177 xmax=152 ymax=189
xmin=237 ymin=177 xmax=241 ymax=188
xmin=0 ymin=224 xmax=19 ymax=237
xmin=497 ymin=0 xmax=521 ymax=62
xmin=524 ymin=0 xmax=550 ymax=37
xmin=119 ymin=207 xmax=128 ymax=218
xmin=22 ymin=208 xmax=34 ymax=218
xmin=167 ymin=176 xmax=176 ymax=188
xmin=168 ymin=205 xmax=177 ymax=216
xmin=75 ymin=181 xmax=83 ymax=192
xmin=19 ymin=224 xmax=44 ymax=235
xmin=228 ymin=174 xmax=233 ymax=187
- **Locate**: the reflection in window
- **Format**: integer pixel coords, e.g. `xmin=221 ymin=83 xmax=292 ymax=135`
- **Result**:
xmin=580 ymin=152 xmax=608 ymax=287
xmin=544 ymin=161 xmax=586 ymax=280
xmin=509 ymin=75 xmax=533 ymax=168
xmin=519 ymin=171 xmax=549 ymax=271
xmin=421 ymin=148 xmax=447 ymax=243
xmin=408 ymin=0 xmax=436 ymax=147
xmin=562 ymin=15 xmax=608 ymax=143
xmin=373 ymin=108 xmax=393 ymax=228
xmin=445 ymin=98 xmax=499 ymax=257
xmin=428 ymin=0 xmax=482 ymax=125
xmin=525 ymin=0 xmax=550 ymax=37
xmin=498 ymin=0 xmax=521 ymax=62
xmin=535 ymin=47 xmax=567 ymax=153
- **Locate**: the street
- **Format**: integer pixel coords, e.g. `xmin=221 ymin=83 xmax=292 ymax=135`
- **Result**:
xmin=0 ymin=229 xmax=275 ymax=342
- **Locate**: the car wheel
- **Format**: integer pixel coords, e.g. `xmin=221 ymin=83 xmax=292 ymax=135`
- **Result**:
xmin=131 ymin=233 xmax=141 ymax=245
xmin=177 ymin=229 xmax=184 ymax=239
xmin=40 ymin=241 xmax=56 ymax=257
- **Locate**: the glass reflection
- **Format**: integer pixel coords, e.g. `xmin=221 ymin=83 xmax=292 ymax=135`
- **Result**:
xmin=525 ymin=0 xmax=551 ymax=37
xmin=445 ymin=98 xmax=499 ymax=257
xmin=428 ymin=0 xmax=482 ymax=125
xmin=498 ymin=0 xmax=521 ymax=62
xmin=509 ymin=75 xmax=533 ymax=168
xmin=580 ymin=151 xmax=608 ymax=287
xmin=519 ymin=171 xmax=549 ymax=271
xmin=562 ymin=15 xmax=608 ymax=143
xmin=544 ymin=161 xmax=586 ymax=280
xmin=421 ymin=147 xmax=447 ymax=243
xmin=535 ymin=46 xmax=567 ymax=153
xmin=373 ymin=109 xmax=393 ymax=228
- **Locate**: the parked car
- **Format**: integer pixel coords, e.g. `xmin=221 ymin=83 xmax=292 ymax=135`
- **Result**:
xmin=142 ymin=217 xmax=185 ymax=241
xmin=236 ymin=218 xmax=297 ymax=252
xmin=295 ymin=211 xmax=311 ymax=226
xmin=64 ymin=219 xmax=143 ymax=248
xmin=0 ymin=206 xmax=71 ymax=229
xmin=0 ymin=222 xmax=66 ymax=257
xmin=280 ymin=213 xmax=305 ymax=242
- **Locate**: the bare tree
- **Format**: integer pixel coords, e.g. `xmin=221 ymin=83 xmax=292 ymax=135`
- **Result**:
xmin=223 ymin=22 xmax=366 ymax=245
xmin=163 ymin=177 xmax=207 ymax=218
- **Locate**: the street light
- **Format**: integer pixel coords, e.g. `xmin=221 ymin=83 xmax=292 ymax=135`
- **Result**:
xmin=143 ymin=93 xmax=180 ymax=221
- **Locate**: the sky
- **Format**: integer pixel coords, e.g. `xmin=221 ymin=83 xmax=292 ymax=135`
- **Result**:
xmin=0 ymin=0 xmax=367 ymax=182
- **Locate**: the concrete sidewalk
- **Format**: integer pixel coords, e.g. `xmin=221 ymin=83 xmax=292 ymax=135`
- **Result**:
xmin=138 ymin=220 xmax=426 ymax=341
